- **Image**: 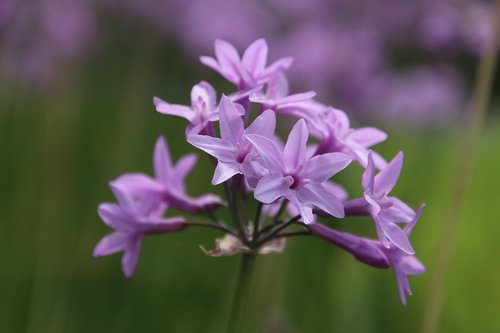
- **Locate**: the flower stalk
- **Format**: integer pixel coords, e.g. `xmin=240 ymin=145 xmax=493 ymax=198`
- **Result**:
xmin=226 ymin=254 xmax=256 ymax=333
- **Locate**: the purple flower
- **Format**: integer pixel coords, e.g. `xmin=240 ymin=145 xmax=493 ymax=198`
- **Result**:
xmin=94 ymin=184 xmax=185 ymax=277
xmin=308 ymin=104 xmax=387 ymax=168
xmin=154 ymin=81 xmax=219 ymax=136
xmin=247 ymin=119 xmax=352 ymax=224
xmin=383 ymin=205 xmax=426 ymax=305
xmin=310 ymin=204 xmax=425 ymax=305
xmin=363 ymin=151 xmax=416 ymax=254
xmin=200 ymin=38 xmax=293 ymax=89
xmin=113 ymin=136 xmax=222 ymax=213
xmin=249 ymin=72 xmax=316 ymax=112
xmin=188 ymin=95 xmax=276 ymax=186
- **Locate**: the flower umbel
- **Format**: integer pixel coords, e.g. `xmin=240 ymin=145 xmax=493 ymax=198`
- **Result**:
xmin=94 ymin=39 xmax=425 ymax=308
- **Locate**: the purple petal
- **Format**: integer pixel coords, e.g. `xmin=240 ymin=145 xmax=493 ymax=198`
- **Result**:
xmin=302 ymin=153 xmax=351 ymax=182
xmin=245 ymin=109 xmax=276 ymax=137
xmin=381 ymin=222 xmax=415 ymax=254
xmin=219 ymin=95 xmax=244 ymax=143
xmin=121 ymin=235 xmax=143 ymax=278
xmin=97 ymin=203 xmax=134 ymax=232
xmin=278 ymin=91 xmax=316 ymax=106
xmin=254 ymin=174 xmax=293 ymax=204
xmin=375 ymin=151 xmax=404 ymax=195
xmin=113 ymin=174 xmax=163 ymax=195
xmin=267 ymin=72 xmax=289 ymax=99
xmin=259 ymin=57 xmax=294 ymax=81
xmin=347 ymin=127 xmax=387 ymax=147
xmin=93 ymin=231 xmax=130 ymax=257
xmin=137 ymin=217 xmax=186 ymax=234
xmin=212 ymin=162 xmax=241 ymax=185
xmin=191 ymin=81 xmax=216 ymax=111
xmin=199 ymin=56 xmax=221 ymax=74
xmin=109 ymin=183 xmax=138 ymax=217
xmin=172 ymin=154 xmax=197 ymax=190
xmin=214 ymin=39 xmax=240 ymax=82
xmin=294 ymin=202 xmax=314 ymax=224
xmin=309 ymin=223 xmax=390 ymax=268
xmin=324 ymin=181 xmax=348 ymax=200
xmin=362 ymin=151 xmax=376 ymax=191
xmin=242 ymin=38 xmax=268 ymax=74
xmin=153 ymin=136 xmax=173 ymax=183
xmin=154 ymin=97 xmax=194 ymax=122
xmin=364 ymin=192 xmax=381 ymax=215
xmin=283 ymin=119 xmax=308 ymax=170
xmin=297 ymin=183 xmax=345 ymax=218
xmin=404 ymin=204 xmax=425 ymax=237
xmin=165 ymin=191 xmax=221 ymax=214
xmin=246 ymin=134 xmax=284 ymax=171
xmin=401 ymin=255 xmax=426 ymax=275
xmin=188 ymin=135 xmax=235 ymax=162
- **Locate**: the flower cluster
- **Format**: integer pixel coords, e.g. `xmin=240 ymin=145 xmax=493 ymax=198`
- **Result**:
xmin=94 ymin=39 xmax=425 ymax=305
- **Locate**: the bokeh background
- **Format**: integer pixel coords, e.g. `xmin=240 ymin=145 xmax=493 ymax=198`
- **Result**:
xmin=1 ymin=0 xmax=499 ymax=332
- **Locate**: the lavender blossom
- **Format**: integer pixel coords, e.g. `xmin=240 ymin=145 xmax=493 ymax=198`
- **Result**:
xmin=95 ymin=38 xmax=425 ymax=307
xmin=188 ymin=95 xmax=276 ymax=186
xmin=361 ymin=151 xmax=416 ymax=253
xmin=154 ymin=81 xmax=219 ymax=136
xmin=94 ymin=184 xmax=185 ymax=277
xmin=113 ymin=136 xmax=222 ymax=213
xmin=200 ymin=39 xmax=293 ymax=90
xmin=247 ymin=119 xmax=352 ymax=224
xmin=310 ymin=204 xmax=426 ymax=305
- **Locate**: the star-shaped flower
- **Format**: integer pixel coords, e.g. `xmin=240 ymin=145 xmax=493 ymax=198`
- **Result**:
xmin=200 ymin=38 xmax=293 ymax=89
xmin=94 ymin=184 xmax=185 ymax=277
xmin=309 ymin=204 xmax=425 ymax=305
xmin=113 ymin=136 xmax=222 ymax=214
xmin=363 ymin=151 xmax=416 ymax=253
xmin=188 ymin=95 xmax=276 ymax=187
xmin=247 ymin=119 xmax=352 ymax=224
xmin=154 ymin=81 xmax=219 ymax=136
xmin=307 ymin=104 xmax=387 ymax=168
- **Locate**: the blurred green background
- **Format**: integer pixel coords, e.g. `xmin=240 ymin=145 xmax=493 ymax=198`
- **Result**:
xmin=1 ymin=10 xmax=500 ymax=333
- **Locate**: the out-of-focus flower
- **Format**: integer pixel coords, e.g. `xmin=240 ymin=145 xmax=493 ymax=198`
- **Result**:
xmin=306 ymin=104 xmax=387 ymax=168
xmin=1 ymin=0 xmax=98 ymax=85
xmin=154 ymin=81 xmax=220 ymax=137
xmin=94 ymin=184 xmax=185 ymax=277
xmin=113 ymin=136 xmax=222 ymax=213
xmin=200 ymin=39 xmax=293 ymax=90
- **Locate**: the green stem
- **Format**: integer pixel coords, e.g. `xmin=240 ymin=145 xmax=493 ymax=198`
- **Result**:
xmin=226 ymin=254 xmax=256 ymax=333
xmin=224 ymin=182 xmax=248 ymax=244
xmin=256 ymin=215 xmax=301 ymax=247
xmin=252 ymin=202 xmax=263 ymax=244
